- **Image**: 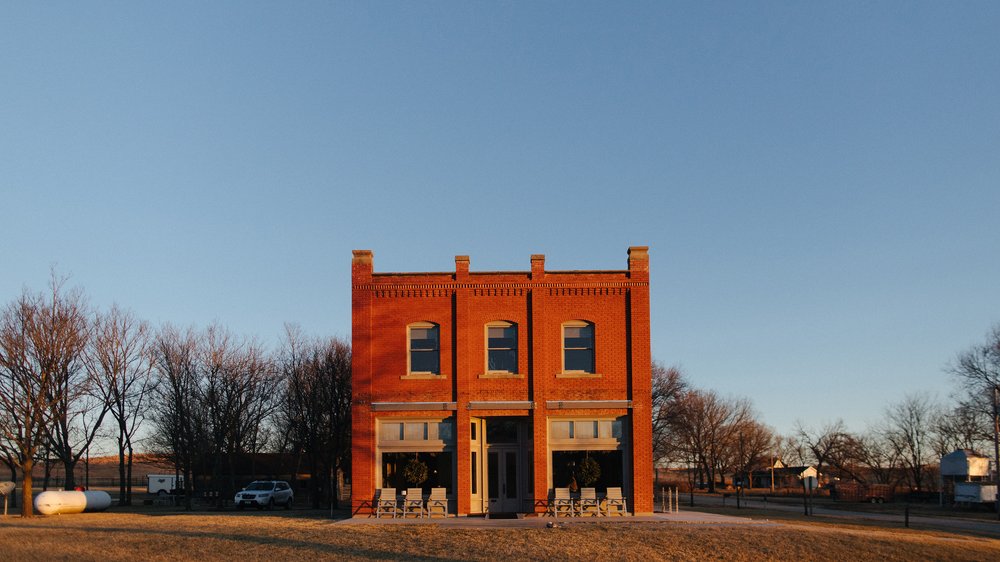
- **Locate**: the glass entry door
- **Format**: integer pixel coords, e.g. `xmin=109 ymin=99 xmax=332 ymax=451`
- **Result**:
xmin=487 ymin=446 xmax=519 ymax=513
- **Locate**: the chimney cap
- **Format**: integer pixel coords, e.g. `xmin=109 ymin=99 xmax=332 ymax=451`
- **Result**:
xmin=628 ymin=246 xmax=649 ymax=258
xmin=352 ymin=250 xmax=373 ymax=264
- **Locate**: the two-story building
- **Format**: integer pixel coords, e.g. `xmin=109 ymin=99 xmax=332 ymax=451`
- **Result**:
xmin=350 ymin=248 xmax=653 ymax=516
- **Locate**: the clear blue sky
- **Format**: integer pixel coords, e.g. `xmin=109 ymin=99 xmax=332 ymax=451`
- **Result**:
xmin=3 ymin=1 xmax=999 ymax=437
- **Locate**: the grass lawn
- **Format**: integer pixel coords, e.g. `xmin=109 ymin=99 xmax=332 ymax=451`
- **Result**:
xmin=1 ymin=509 xmax=999 ymax=561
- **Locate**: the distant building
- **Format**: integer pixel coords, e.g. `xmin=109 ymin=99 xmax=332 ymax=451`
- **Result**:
xmin=749 ymin=460 xmax=818 ymax=489
xmin=940 ymin=449 xmax=991 ymax=482
xmin=350 ymin=248 xmax=654 ymax=516
xmin=941 ymin=449 xmax=992 ymax=503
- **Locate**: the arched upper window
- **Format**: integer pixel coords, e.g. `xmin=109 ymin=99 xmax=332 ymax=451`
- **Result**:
xmin=408 ymin=322 xmax=440 ymax=375
xmin=485 ymin=321 xmax=517 ymax=373
xmin=562 ymin=321 xmax=595 ymax=374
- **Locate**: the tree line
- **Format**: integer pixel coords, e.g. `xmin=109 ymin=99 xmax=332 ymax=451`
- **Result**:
xmin=4 ymin=275 xmax=997 ymax=515
xmin=652 ymin=323 xmax=1000 ymax=494
xmin=0 ymin=275 xmax=351 ymax=517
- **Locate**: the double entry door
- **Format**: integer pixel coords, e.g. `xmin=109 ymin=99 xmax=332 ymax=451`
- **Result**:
xmin=487 ymin=444 xmax=519 ymax=513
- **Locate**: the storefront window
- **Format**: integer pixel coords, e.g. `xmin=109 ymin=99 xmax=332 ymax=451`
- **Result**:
xmin=381 ymin=451 xmax=454 ymax=494
xmin=551 ymin=450 xmax=623 ymax=492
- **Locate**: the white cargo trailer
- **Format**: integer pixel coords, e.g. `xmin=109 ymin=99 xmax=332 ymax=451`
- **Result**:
xmin=954 ymin=482 xmax=998 ymax=504
xmin=146 ymin=474 xmax=183 ymax=496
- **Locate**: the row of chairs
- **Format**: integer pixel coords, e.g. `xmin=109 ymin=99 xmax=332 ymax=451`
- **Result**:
xmin=375 ymin=487 xmax=449 ymax=518
xmin=551 ymin=487 xmax=628 ymax=517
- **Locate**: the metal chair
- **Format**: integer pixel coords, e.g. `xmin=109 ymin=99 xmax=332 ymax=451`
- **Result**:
xmin=374 ymin=488 xmax=398 ymax=518
xmin=401 ymin=488 xmax=425 ymax=518
xmin=552 ymin=487 xmax=574 ymax=517
xmin=426 ymin=487 xmax=449 ymax=518
xmin=579 ymin=487 xmax=601 ymax=516
xmin=604 ymin=487 xmax=628 ymax=516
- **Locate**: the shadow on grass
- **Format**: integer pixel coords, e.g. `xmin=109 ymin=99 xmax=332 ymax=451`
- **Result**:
xmin=106 ymin=505 xmax=354 ymax=521
xmin=9 ymin=520 xmax=470 ymax=561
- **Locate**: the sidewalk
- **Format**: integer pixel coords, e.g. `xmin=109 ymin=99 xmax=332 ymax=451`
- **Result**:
xmin=335 ymin=510 xmax=765 ymax=528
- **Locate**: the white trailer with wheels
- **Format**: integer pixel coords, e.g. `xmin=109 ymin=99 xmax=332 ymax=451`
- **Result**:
xmin=147 ymin=474 xmax=183 ymax=496
xmin=954 ymin=482 xmax=998 ymax=505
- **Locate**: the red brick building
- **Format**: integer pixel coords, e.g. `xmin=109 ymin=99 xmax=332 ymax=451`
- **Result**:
xmin=350 ymin=248 xmax=653 ymax=516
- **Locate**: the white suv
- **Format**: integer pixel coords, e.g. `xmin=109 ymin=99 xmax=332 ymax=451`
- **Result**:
xmin=234 ymin=480 xmax=294 ymax=510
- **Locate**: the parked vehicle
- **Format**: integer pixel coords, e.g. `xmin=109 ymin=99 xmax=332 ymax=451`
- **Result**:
xmin=234 ymin=480 xmax=294 ymax=510
xmin=147 ymin=474 xmax=184 ymax=496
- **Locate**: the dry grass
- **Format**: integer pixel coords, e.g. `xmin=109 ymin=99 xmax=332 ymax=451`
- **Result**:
xmin=1 ymin=510 xmax=999 ymax=561
xmin=690 ymin=502 xmax=1000 ymax=540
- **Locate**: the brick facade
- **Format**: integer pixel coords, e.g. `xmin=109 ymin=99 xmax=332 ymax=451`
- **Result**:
xmin=351 ymin=248 xmax=653 ymax=516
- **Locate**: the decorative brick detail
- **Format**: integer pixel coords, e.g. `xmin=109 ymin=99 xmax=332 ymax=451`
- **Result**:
xmin=374 ymin=289 xmax=452 ymax=298
xmin=472 ymin=288 xmax=526 ymax=297
xmin=548 ymin=287 xmax=626 ymax=296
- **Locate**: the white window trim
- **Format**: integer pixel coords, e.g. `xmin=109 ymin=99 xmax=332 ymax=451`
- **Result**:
xmin=376 ymin=417 xmax=458 ymax=496
xmin=548 ymin=417 xmax=625 ymax=451
xmin=377 ymin=417 xmax=456 ymax=452
xmin=407 ymin=321 xmax=441 ymax=376
xmin=560 ymin=320 xmax=597 ymax=376
xmin=484 ymin=320 xmax=520 ymax=376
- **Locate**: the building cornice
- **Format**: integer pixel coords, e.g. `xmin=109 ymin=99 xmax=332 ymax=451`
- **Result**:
xmin=355 ymin=281 xmax=648 ymax=291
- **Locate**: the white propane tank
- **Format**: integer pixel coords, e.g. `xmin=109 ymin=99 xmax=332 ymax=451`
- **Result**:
xmin=34 ymin=490 xmax=112 ymax=515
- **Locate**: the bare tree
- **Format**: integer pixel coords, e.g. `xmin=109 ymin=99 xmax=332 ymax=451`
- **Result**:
xmin=651 ymin=362 xmax=687 ymax=465
xmin=827 ymin=432 xmax=872 ymax=484
xmin=932 ymin=401 xmax=992 ymax=457
xmin=86 ymin=305 xmax=155 ymax=505
xmin=278 ymin=327 xmax=352 ymax=508
xmin=150 ymin=325 xmax=202 ymax=510
xmin=951 ymin=324 xmax=1000 ymax=395
xmin=795 ymin=420 xmax=854 ymax=479
xmin=773 ymin=434 xmax=808 ymax=467
xmin=732 ymin=420 xmax=774 ymax=489
xmin=0 ymin=277 xmax=89 ymax=516
xmin=949 ymin=325 xmax=1000 ymax=484
xmin=854 ymin=431 xmax=902 ymax=485
xmin=670 ymin=389 xmax=753 ymax=492
xmin=150 ymin=324 xmax=280 ymax=508
xmin=199 ymin=324 xmax=277 ymax=504
xmin=30 ymin=277 xmax=101 ymax=492
xmin=884 ymin=393 xmax=939 ymax=492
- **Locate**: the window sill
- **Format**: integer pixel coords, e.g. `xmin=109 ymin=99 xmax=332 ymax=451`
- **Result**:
xmin=478 ymin=372 xmax=524 ymax=379
xmin=400 ymin=373 xmax=448 ymax=380
xmin=555 ymin=372 xmax=602 ymax=379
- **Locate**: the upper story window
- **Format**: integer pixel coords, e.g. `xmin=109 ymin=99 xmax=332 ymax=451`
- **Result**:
xmin=408 ymin=322 xmax=440 ymax=374
xmin=562 ymin=321 xmax=595 ymax=373
xmin=486 ymin=321 xmax=517 ymax=373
